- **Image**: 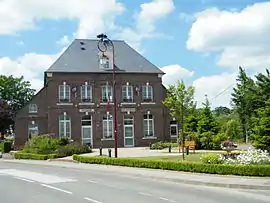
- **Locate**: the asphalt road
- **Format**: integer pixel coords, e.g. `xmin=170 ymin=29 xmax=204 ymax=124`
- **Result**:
xmin=0 ymin=162 xmax=270 ymax=203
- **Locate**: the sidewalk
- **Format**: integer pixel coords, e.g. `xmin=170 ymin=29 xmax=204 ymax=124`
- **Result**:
xmin=1 ymin=159 xmax=270 ymax=190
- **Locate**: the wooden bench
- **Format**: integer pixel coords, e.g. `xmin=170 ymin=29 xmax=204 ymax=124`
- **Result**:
xmin=178 ymin=141 xmax=196 ymax=153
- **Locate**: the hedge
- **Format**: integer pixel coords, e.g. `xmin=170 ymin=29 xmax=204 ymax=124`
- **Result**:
xmin=73 ymin=155 xmax=270 ymax=177
xmin=15 ymin=152 xmax=57 ymax=160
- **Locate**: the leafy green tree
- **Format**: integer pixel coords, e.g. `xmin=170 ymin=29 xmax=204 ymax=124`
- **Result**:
xmin=225 ymin=119 xmax=243 ymax=141
xmin=213 ymin=106 xmax=231 ymax=117
xmin=0 ymin=100 xmax=13 ymax=133
xmin=163 ymin=80 xmax=196 ymax=160
xmin=0 ymin=75 xmax=35 ymax=113
xmin=197 ymin=96 xmax=219 ymax=134
xmin=251 ymin=99 xmax=270 ymax=151
xmin=231 ymin=67 xmax=255 ymax=143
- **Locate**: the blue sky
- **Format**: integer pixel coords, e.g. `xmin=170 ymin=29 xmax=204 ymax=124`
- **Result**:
xmin=0 ymin=0 xmax=269 ymax=108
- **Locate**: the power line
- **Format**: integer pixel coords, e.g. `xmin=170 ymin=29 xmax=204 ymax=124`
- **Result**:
xmin=210 ymin=83 xmax=235 ymax=101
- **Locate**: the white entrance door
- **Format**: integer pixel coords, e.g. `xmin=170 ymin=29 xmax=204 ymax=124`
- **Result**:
xmin=81 ymin=115 xmax=92 ymax=147
xmin=124 ymin=116 xmax=134 ymax=147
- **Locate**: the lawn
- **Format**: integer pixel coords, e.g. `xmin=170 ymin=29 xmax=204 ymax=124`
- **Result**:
xmin=131 ymin=152 xmax=220 ymax=162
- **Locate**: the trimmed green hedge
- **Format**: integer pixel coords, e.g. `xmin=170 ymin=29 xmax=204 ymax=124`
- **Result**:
xmin=73 ymin=155 xmax=270 ymax=177
xmin=15 ymin=152 xmax=57 ymax=160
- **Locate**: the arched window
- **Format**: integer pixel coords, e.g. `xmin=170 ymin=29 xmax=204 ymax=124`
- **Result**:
xmin=59 ymin=114 xmax=71 ymax=138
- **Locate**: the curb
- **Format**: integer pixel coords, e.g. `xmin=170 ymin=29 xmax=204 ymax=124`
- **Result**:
xmin=1 ymin=159 xmax=270 ymax=190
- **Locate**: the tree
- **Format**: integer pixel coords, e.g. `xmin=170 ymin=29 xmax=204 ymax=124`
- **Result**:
xmin=231 ymin=67 xmax=255 ymax=143
xmin=213 ymin=106 xmax=231 ymax=117
xmin=0 ymin=75 xmax=35 ymax=113
xmin=251 ymin=99 xmax=270 ymax=151
xmin=163 ymin=80 xmax=196 ymax=160
xmin=197 ymin=96 xmax=219 ymax=134
xmin=0 ymin=100 xmax=13 ymax=133
xmin=225 ymin=119 xmax=243 ymax=141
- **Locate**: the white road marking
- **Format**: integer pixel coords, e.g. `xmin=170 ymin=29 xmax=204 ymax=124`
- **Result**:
xmin=139 ymin=192 xmax=152 ymax=196
xmin=14 ymin=177 xmax=35 ymax=183
xmin=41 ymin=184 xmax=73 ymax=194
xmin=159 ymin=197 xmax=176 ymax=202
xmin=88 ymin=180 xmax=98 ymax=184
xmin=84 ymin=197 xmax=103 ymax=203
xmin=0 ymin=169 xmax=76 ymax=184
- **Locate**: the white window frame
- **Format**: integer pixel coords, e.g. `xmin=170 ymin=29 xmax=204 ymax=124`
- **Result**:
xmin=102 ymin=114 xmax=113 ymax=139
xmin=101 ymin=83 xmax=113 ymax=103
xmin=122 ymin=84 xmax=133 ymax=103
xmin=59 ymin=83 xmax=71 ymax=102
xmin=142 ymin=85 xmax=153 ymax=102
xmin=81 ymin=115 xmax=92 ymax=145
xmin=59 ymin=114 xmax=71 ymax=138
xmin=81 ymin=84 xmax=92 ymax=102
xmin=170 ymin=121 xmax=178 ymax=138
xmin=29 ymin=104 xmax=38 ymax=113
xmin=143 ymin=114 xmax=154 ymax=137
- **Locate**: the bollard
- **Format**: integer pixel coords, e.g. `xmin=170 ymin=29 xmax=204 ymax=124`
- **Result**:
xmin=168 ymin=145 xmax=171 ymax=153
xmin=99 ymin=147 xmax=102 ymax=156
xmin=108 ymin=148 xmax=112 ymax=157
xmin=186 ymin=146 xmax=189 ymax=155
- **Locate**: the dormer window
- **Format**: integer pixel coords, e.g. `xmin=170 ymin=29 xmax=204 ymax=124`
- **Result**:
xmin=99 ymin=54 xmax=110 ymax=69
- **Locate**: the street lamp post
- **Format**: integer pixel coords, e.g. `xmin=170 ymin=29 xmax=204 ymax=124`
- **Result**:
xmin=97 ymin=33 xmax=118 ymax=158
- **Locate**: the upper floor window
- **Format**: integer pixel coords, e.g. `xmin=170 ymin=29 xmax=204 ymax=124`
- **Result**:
xmin=103 ymin=114 xmax=113 ymax=139
xmin=99 ymin=55 xmax=110 ymax=69
xmin=81 ymin=82 xmax=92 ymax=102
xmin=29 ymin=104 xmax=37 ymax=113
xmin=143 ymin=114 xmax=154 ymax=137
xmin=59 ymin=82 xmax=71 ymax=102
xmin=122 ymin=83 xmax=133 ymax=103
xmin=142 ymin=83 xmax=153 ymax=102
xmin=59 ymin=114 xmax=71 ymax=138
xmin=101 ymin=83 xmax=113 ymax=103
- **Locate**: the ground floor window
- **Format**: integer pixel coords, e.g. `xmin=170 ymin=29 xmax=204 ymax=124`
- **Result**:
xmin=59 ymin=114 xmax=71 ymax=138
xmin=103 ymin=114 xmax=113 ymax=139
xmin=28 ymin=123 xmax=39 ymax=137
xmin=170 ymin=120 xmax=178 ymax=138
xmin=143 ymin=114 xmax=154 ymax=137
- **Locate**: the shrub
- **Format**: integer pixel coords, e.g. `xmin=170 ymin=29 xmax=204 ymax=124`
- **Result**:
xmin=201 ymin=153 xmax=223 ymax=164
xmin=73 ymin=155 xmax=270 ymax=177
xmin=22 ymin=135 xmax=60 ymax=154
xmin=150 ymin=142 xmax=178 ymax=150
xmin=221 ymin=140 xmax=237 ymax=153
xmin=0 ymin=141 xmax=12 ymax=153
xmin=15 ymin=152 xmax=57 ymax=160
xmin=55 ymin=142 xmax=91 ymax=157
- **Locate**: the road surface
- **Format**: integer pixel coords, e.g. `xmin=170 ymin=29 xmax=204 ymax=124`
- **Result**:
xmin=0 ymin=161 xmax=270 ymax=203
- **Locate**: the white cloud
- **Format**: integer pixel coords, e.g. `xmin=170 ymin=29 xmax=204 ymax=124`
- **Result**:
xmin=56 ymin=35 xmax=71 ymax=46
xmin=0 ymin=53 xmax=58 ymax=91
xmin=116 ymin=0 xmax=175 ymax=51
xmin=186 ymin=2 xmax=270 ymax=70
xmin=0 ymin=0 xmax=125 ymax=38
xmin=192 ymin=72 xmax=237 ymax=108
xmin=160 ymin=64 xmax=194 ymax=86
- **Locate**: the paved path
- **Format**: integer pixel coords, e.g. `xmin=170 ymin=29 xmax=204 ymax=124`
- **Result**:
xmin=1 ymin=160 xmax=270 ymax=203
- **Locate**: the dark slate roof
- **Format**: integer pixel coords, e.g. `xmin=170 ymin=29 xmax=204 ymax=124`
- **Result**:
xmin=45 ymin=39 xmax=164 ymax=74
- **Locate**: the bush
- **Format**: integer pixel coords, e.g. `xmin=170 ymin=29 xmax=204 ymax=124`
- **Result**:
xmin=150 ymin=142 xmax=178 ymax=150
xmin=73 ymin=155 xmax=270 ymax=177
xmin=22 ymin=135 xmax=60 ymax=154
xmin=201 ymin=153 xmax=223 ymax=164
xmin=15 ymin=152 xmax=57 ymax=160
xmin=0 ymin=141 xmax=12 ymax=153
xmin=55 ymin=142 xmax=92 ymax=157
